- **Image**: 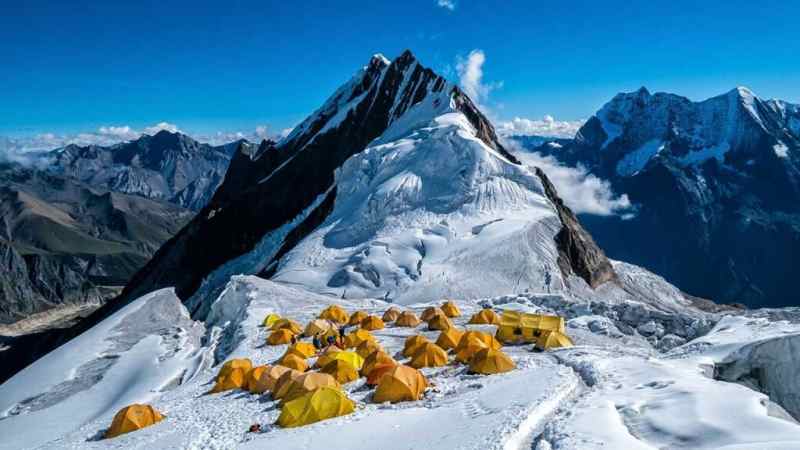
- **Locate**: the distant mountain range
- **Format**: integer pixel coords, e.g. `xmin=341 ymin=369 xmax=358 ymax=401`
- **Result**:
xmin=519 ymin=86 xmax=800 ymax=308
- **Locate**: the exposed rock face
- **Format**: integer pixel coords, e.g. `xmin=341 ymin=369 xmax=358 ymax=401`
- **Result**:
xmin=50 ymin=131 xmax=242 ymax=210
xmin=525 ymin=87 xmax=800 ymax=307
xmin=534 ymin=167 xmax=616 ymax=288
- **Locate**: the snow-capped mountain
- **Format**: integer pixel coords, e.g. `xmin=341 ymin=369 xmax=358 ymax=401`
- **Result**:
xmin=50 ymin=130 xmax=246 ymax=210
xmin=3 ymin=52 xmax=800 ymax=449
xmin=526 ymin=87 xmax=800 ymax=308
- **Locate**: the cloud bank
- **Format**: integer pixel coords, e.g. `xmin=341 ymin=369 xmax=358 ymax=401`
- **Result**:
xmin=497 ymin=115 xmax=584 ymax=138
xmin=456 ymin=50 xmax=502 ymax=110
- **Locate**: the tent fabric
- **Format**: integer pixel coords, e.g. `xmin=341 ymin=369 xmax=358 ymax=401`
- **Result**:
xmin=356 ymin=339 xmax=382 ymax=359
xmin=373 ymin=365 xmax=428 ymax=403
xmin=395 ymin=311 xmax=422 ymax=327
xmin=320 ymin=359 xmax=359 ymax=384
xmin=454 ymin=331 xmax=502 ymax=364
xmin=402 ymin=335 xmax=430 ymax=357
xmin=348 ymin=310 xmax=369 ymax=326
xmin=495 ymin=311 xmax=565 ymax=345
xmin=361 ymin=350 xmax=397 ymax=377
xmin=277 ymin=353 xmax=308 ymax=372
xmin=276 ymin=386 xmax=355 ymax=428
xmin=245 ymin=365 xmax=269 ymax=393
xmin=409 ymin=342 xmax=448 ymax=369
xmin=319 ymin=305 xmax=350 ymax=324
xmin=343 ymin=329 xmax=374 ymax=348
xmin=210 ymin=367 xmax=248 ymax=393
xmin=267 ymin=328 xmax=296 ymax=345
xmin=435 ymin=328 xmax=464 ymax=351
xmin=441 ymin=301 xmax=461 ymax=318
xmin=427 ymin=313 xmax=453 ymax=331
xmin=468 ymin=309 xmax=499 ymax=325
xmin=282 ymin=372 xmax=341 ymax=403
xmin=420 ymin=307 xmax=444 ymax=322
xmin=535 ymin=330 xmax=574 ymax=350
xmin=304 ymin=319 xmax=336 ymax=337
xmin=288 ymin=342 xmax=317 ymax=359
xmin=217 ymin=359 xmax=253 ymax=381
xmin=271 ymin=319 xmax=303 ymax=335
xmin=360 ymin=315 xmax=385 ymax=331
xmin=331 ymin=351 xmax=364 ymax=370
xmin=468 ymin=348 xmax=515 ymax=374
xmin=314 ymin=346 xmax=343 ymax=368
xmin=105 ymin=404 xmax=164 ymax=439
xmin=366 ymin=362 xmax=398 ymax=386
xmin=254 ymin=365 xmax=292 ymax=394
xmin=262 ymin=313 xmax=281 ymax=328
xmin=272 ymin=369 xmax=304 ymax=400
xmin=382 ymin=307 xmax=401 ymax=322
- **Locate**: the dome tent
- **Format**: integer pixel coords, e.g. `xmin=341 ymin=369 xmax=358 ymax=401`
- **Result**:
xmin=320 ymin=359 xmax=359 ymax=384
xmin=454 ymin=331 xmax=502 ymax=364
xmin=244 ymin=365 xmax=269 ymax=393
xmin=277 ymin=353 xmax=308 ymax=372
xmin=435 ymin=327 xmax=464 ymax=351
xmin=319 ymin=305 xmax=350 ymax=324
xmin=356 ymin=339 xmax=382 ymax=358
xmin=282 ymin=372 xmax=341 ymax=403
xmin=272 ymin=369 xmax=304 ymax=400
xmin=217 ymin=359 xmax=252 ymax=381
xmin=427 ymin=313 xmax=453 ymax=331
xmin=469 ymin=348 xmax=515 ymax=374
xmin=287 ymin=341 xmax=317 ymax=359
xmin=420 ymin=306 xmax=444 ymax=322
xmin=271 ymin=319 xmax=303 ymax=335
xmin=304 ymin=319 xmax=336 ymax=337
xmin=360 ymin=315 xmax=385 ymax=331
xmin=366 ymin=362 xmax=397 ymax=386
xmin=314 ymin=346 xmax=344 ymax=368
xmin=441 ymin=301 xmax=461 ymax=318
xmin=348 ymin=310 xmax=369 ymax=326
xmin=373 ymin=365 xmax=428 ymax=403
xmin=268 ymin=328 xmax=296 ymax=345
xmin=468 ymin=308 xmax=499 ymax=325
xmin=535 ymin=330 xmax=574 ymax=350
xmin=395 ymin=311 xmax=422 ymax=327
xmin=361 ymin=350 xmax=397 ymax=377
xmin=105 ymin=404 xmax=164 ymax=439
xmin=262 ymin=313 xmax=281 ymax=328
xmin=382 ymin=307 xmax=401 ymax=322
xmin=276 ymin=387 xmax=355 ymax=428
xmin=254 ymin=365 xmax=293 ymax=394
xmin=409 ymin=342 xmax=448 ymax=368
xmin=343 ymin=328 xmax=374 ymax=348
xmin=402 ymin=335 xmax=430 ymax=357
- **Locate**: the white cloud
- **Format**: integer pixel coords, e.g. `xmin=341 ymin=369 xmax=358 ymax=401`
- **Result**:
xmin=506 ymin=140 xmax=632 ymax=216
xmin=436 ymin=0 xmax=456 ymax=10
xmin=456 ymin=49 xmax=502 ymax=109
xmin=497 ymin=115 xmax=585 ymax=138
xmin=143 ymin=122 xmax=180 ymax=135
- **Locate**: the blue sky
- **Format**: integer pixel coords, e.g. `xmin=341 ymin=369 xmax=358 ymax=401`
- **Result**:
xmin=2 ymin=0 xmax=799 ymax=141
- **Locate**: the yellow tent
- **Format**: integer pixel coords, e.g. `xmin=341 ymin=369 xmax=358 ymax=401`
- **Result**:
xmin=320 ymin=359 xmax=359 ymax=384
xmin=468 ymin=348 xmax=515 ymax=374
xmin=304 ymin=319 xmax=336 ymax=337
xmin=441 ymin=301 xmax=461 ymax=318
xmin=454 ymin=331 xmax=502 ymax=364
xmin=272 ymin=369 xmax=304 ymax=400
xmin=409 ymin=342 xmax=448 ymax=369
xmin=277 ymin=353 xmax=308 ymax=372
xmin=420 ymin=306 xmax=444 ymax=322
xmin=468 ymin=308 xmax=499 ymax=325
xmin=360 ymin=315 xmax=385 ymax=331
xmin=262 ymin=313 xmax=281 ymax=328
xmin=271 ymin=319 xmax=303 ymax=335
xmin=435 ymin=327 xmax=464 ymax=351
xmin=361 ymin=350 xmax=396 ymax=377
xmin=210 ymin=367 xmax=248 ymax=393
xmin=382 ymin=307 xmax=401 ymax=322
xmin=495 ymin=310 xmax=565 ymax=345
xmin=268 ymin=328 xmax=296 ymax=345
xmin=356 ymin=339 xmax=382 ymax=359
xmin=288 ymin=342 xmax=317 ymax=359
xmin=277 ymin=386 xmax=355 ymax=428
xmin=244 ymin=365 xmax=269 ymax=393
xmin=427 ymin=313 xmax=453 ymax=331
xmin=331 ymin=351 xmax=364 ymax=370
xmin=216 ymin=358 xmax=253 ymax=381
xmin=320 ymin=305 xmax=349 ymax=324
xmin=105 ymin=404 xmax=164 ymax=439
xmin=282 ymin=372 xmax=341 ymax=403
xmin=253 ymin=365 xmax=291 ymax=394
xmin=395 ymin=311 xmax=422 ymax=327
xmin=314 ymin=346 xmax=343 ymax=368
xmin=402 ymin=335 xmax=430 ymax=357
xmin=366 ymin=362 xmax=397 ymax=385
xmin=348 ymin=310 xmax=368 ymax=326
xmin=535 ymin=330 xmax=574 ymax=350
xmin=343 ymin=328 xmax=374 ymax=348
xmin=373 ymin=365 xmax=428 ymax=403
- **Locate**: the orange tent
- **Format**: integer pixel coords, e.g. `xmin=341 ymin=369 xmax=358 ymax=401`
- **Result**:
xmin=268 ymin=328 xmax=296 ymax=345
xmin=320 ymin=359 xmax=359 ymax=384
xmin=217 ymin=359 xmax=253 ymax=381
xmin=361 ymin=350 xmax=397 ymax=377
xmin=427 ymin=313 xmax=453 ymax=331
xmin=402 ymin=335 xmax=430 ymax=357
xmin=409 ymin=342 xmax=448 ymax=368
xmin=360 ymin=315 xmax=385 ymax=331
xmin=435 ymin=327 xmax=464 ymax=351
xmin=441 ymin=301 xmax=461 ymax=318
xmin=271 ymin=319 xmax=303 ymax=335
xmin=469 ymin=348 xmax=515 ymax=374
xmin=210 ymin=367 xmax=248 ymax=393
xmin=468 ymin=308 xmax=500 ymax=325
xmin=420 ymin=307 xmax=444 ymax=322
xmin=366 ymin=362 xmax=397 ymax=386
xmin=277 ymin=353 xmax=308 ymax=372
xmin=454 ymin=331 xmax=502 ymax=364
xmin=105 ymin=404 xmax=164 ymax=439
xmin=253 ymin=365 xmax=292 ymax=394
xmin=314 ymin=345 xmax=343 ymax=368
xmin=282 ymin=372 xmax=341 ymax=403
xmin=373 ymin=365 xmax=428 ymax=403
xmin=272 ymin=369 xmax=304 ymax=400
xmin=304 ymin=319 xmax=336 ymax=337
xmin=343 ymin=328 xmax=374 ymax=348
xmin=348 ymin=310 xmax=369 ymax=326
xmin=382 ymin=307 xmax=401 ymax=322
xmin=244 ymin=365 xmax=269 ymax=393
xmin=287 ymin=342 xmax=317 ymax=359
xmin=395 ymin=311 xmax=422 ymax=327
xmin=319 ymin=305 xmax=349 ymax=324
xmin=356 ymin=339 xmax=383 ymax=359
